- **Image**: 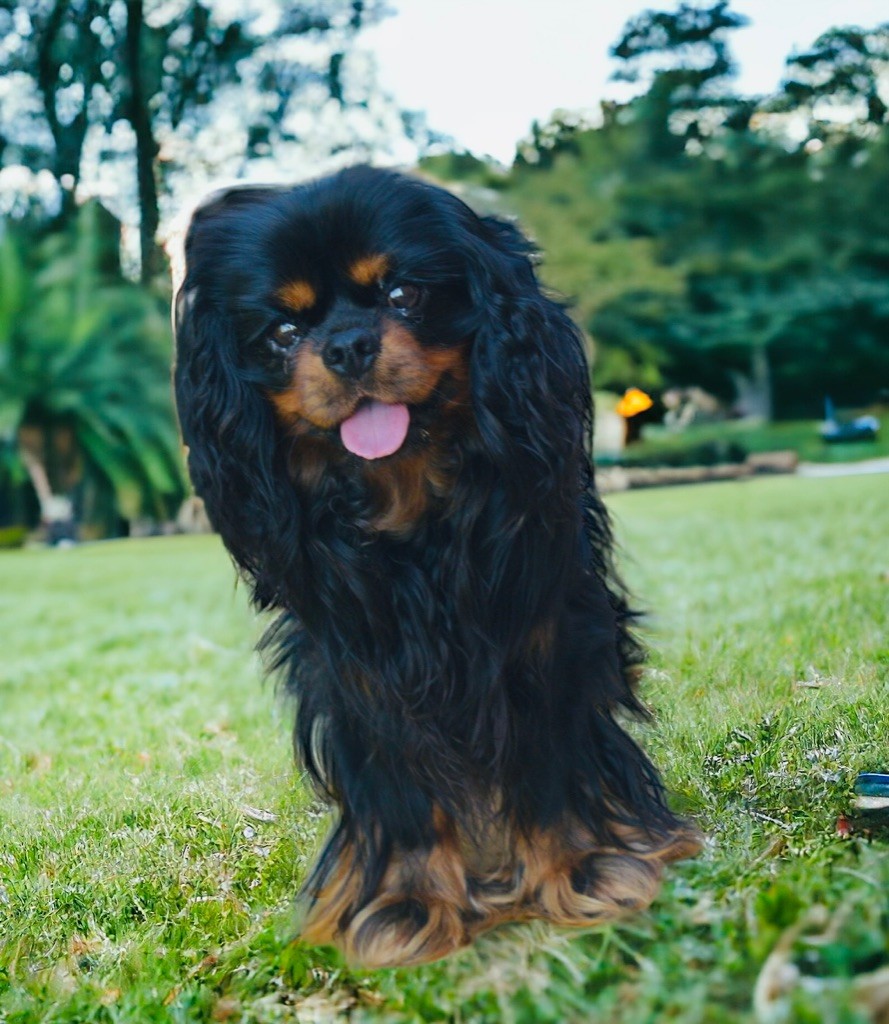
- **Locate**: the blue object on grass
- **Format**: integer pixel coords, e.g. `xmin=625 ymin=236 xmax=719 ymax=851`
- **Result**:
xmin=854 ymin=773 xmax=889 ymax=798
xmin=820 ymin=397 xmax=880 ymax=443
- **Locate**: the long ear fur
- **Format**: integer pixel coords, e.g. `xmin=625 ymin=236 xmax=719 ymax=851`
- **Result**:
xmin=464 ymin=215 xmax=646 ymax=688
xmin=468 ymin=216 xmax=590 ymax=516
xmin=173 ymin=190 xmax=301 ymax=608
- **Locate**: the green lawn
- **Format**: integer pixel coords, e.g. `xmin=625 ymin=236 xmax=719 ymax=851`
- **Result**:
xmin=609 ymin=416 xmax=889 ymax=467
xmin=1 ymin=475 xmax=887 ymax=1023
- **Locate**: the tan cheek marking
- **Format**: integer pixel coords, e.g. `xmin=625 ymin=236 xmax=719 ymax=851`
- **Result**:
xmin=374 ymin=324 xmax=468 ymax=404
xmin=268 ymin=347 xmax=352 ymax=430
xmin=268 ymin=326 xmax=469 ymax=446
xmin=276 ymin=279 xmax=316 ymax=312
xmin=348 ymin=254 xmax=389 ymax=287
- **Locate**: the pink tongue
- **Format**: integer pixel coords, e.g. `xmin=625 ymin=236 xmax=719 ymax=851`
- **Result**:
xmin=340 ymin=401 xmax=410 ymax=459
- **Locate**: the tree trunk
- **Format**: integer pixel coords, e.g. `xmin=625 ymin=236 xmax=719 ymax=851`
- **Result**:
xmin=19 ymin=427 xmax=77 ymax=543
xmin=124 ymin=1 xmax=162 ymax=284
xmin=36 ymin=0 xmax=76 ymax=222
xmin=19 ymin=440 xmax=72 ymax=526
xmin=36 ymin=0 xmax=103 ymax=225
xmin=751 ymin=342 xmax=773 ymax=421
xmin=730 ymin=343 xmax=773 ymax=420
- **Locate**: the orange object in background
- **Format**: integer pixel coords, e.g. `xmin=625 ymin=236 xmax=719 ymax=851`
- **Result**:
xmin=616 ymin=387 xmax=653 ymax=419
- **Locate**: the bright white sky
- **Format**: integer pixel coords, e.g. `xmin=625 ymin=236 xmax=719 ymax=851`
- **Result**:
xmin=362 ymin=0 xmax=889 ymax=163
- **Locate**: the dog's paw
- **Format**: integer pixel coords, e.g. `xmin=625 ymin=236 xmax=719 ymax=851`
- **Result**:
xmin=343 ymin=896 xmax=470 ymax=968
xmin=534 ymin=850 xmax=661 ymax=927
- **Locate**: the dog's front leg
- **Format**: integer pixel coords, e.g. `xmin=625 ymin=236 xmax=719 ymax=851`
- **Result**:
xmin=298 ymin=756 xmax=474 ymax=968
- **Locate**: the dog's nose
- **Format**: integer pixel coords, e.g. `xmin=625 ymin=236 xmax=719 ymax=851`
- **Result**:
xmin=322 ymin=329 xmax=379 ymax=379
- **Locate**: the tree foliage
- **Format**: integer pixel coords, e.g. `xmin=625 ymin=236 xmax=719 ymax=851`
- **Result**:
xmin=610 ymin=2 xmax=750 ymax=158
xmin=0 ymin=203 xmax=186 ymax=533
xmin=428 ymin=8 xmax=889 ymax=420
xmin=0 ymin=0 xmax=393 ymax=280
xmin=781 ymin=23 xmax=889 ymax=126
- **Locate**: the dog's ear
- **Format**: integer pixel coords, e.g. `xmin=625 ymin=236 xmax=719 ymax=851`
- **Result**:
xmin=173 ymin=189 xmax=300 ymax=606
xmin=464 ymin=214 xmax=642 ymax=695
xmin=467 ymin=215 xmax=591 ymax=513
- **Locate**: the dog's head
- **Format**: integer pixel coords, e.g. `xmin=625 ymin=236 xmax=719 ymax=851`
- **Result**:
xmin=174 ymin=166 xmax=590 ymax=601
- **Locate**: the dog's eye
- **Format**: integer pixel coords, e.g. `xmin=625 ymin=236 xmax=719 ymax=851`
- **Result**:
xmin=387 ymin=284 xmax=422 ymax=311
xmin=268 ymin=323 xmax=302 ymax=352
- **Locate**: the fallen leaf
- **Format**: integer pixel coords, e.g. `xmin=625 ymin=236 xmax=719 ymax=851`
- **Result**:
xmin=69 ymin=934 xmax=101 ymax=956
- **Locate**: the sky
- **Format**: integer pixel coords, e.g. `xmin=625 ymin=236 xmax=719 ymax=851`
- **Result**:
xmin=362 ymin=0 xmax=889 ymax=164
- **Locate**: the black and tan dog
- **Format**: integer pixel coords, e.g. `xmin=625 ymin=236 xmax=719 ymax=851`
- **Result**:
xmin=173 ymin=166 xmax=700 ymax=968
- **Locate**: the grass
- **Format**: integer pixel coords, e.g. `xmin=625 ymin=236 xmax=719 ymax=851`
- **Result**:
xmin=613 ymin=416 xmax=889 ymax=467
xmin=1 ymin=474 xmax=887 ymax=1023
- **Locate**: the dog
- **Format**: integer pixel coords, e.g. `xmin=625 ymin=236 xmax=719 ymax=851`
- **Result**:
xmin=173 ymin=166 xmax=701 ymax=968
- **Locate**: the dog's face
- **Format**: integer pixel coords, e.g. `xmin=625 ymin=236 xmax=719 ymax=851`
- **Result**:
xmin=175 ymin=166 xmax=586 ymax=573
xmin=262 ymin=237 xmax=471 ymax=462
xmin=181 ymin=168 xmax=489 ymax=466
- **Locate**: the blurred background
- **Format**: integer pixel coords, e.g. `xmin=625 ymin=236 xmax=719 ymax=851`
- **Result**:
xmin=1 ymin=0 xmax=887 ymax=546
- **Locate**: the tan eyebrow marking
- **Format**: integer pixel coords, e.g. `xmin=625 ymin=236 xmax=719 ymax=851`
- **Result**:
xmin=276 ymin=280 xmax=316 ymax=312
xmin=348 ymin=254 xmax=390 ymax=287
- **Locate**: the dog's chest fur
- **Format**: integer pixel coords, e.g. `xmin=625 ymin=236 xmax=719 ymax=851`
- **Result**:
xmin=288 ymin=430 xmax=469 ymax=539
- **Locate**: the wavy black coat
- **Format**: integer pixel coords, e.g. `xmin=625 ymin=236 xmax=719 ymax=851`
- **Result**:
xmin=173 ymin=167 xmax=682 ymax=905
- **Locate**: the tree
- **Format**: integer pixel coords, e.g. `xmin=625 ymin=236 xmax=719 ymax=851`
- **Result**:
xmin=0 ymin=1 xmax=105 ymax=220
xmin=590 ymin=118 xmax=889 ymax=418
xmin=782 ymin=23 xmax=889 ymax=128
xmin=0 ymin=203 xmax=186 ymax=535
xmin=428 ymin=5 xmax=889 ymax=420
xmin=610 ymin=1 xmax=749 ymax=159
xmin=0 ymin=1 xmax=393 ymax=281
